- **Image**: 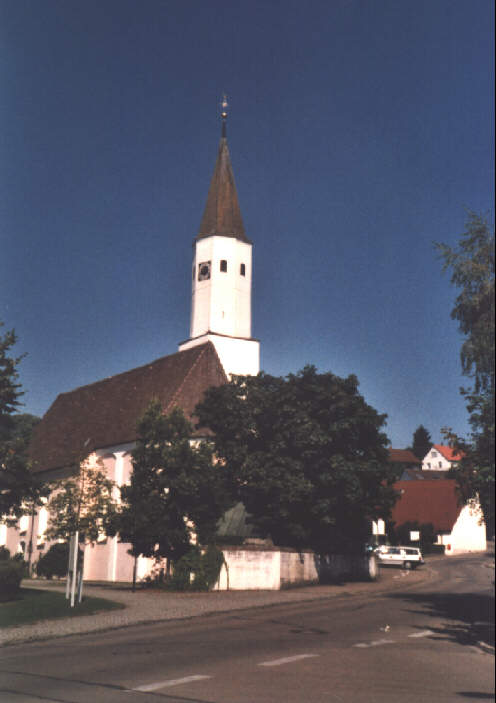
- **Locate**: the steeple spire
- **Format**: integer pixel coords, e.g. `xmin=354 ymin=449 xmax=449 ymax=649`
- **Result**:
xmin=221 ymin=94 xmax=228 ymax=138
xmin=179 ymin=101 xmax=259 ymax=378
xmin=196 ymin=96 xmax=250 ymax=243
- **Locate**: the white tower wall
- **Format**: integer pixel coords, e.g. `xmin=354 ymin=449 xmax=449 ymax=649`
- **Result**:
xmin=190 ymin=237 xmax=252 ymax=339
xmin=179 ymin=235 xmax=259 ymax=378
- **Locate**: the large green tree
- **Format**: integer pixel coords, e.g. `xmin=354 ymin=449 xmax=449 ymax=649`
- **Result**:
xmin=115 ymin=401 xmax=232 ymax=570
xmin=196 ymin=366 xmax=397 ymax=555
xmin=0 ymin=324 xmax=43 ymax=521
xmin=437 ymin=212 xmax=495 ymax=535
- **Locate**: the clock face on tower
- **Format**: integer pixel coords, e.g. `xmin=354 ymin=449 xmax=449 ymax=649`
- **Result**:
xmin=198 ymin=261 xmax=211 ymax=281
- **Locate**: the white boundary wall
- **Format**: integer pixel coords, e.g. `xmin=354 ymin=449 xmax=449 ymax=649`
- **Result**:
xmin=215 ymin=547 xmax=318 ymax=590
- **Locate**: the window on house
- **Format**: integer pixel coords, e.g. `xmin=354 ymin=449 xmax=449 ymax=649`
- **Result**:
xmin=19 ymin=514 xmax=29 ymax=536
xmin=240 ymin=263 xmax=246 ymax=276
xmin=37 ymin=507 xmax=48 ymax=546
xmin=439 ymin=461 xmax=442 ymax=468
xmin=431 ymin=451 xmax=437 ymax=457
xmin=427 ymin=462 xmax=431 ymax=469
xmin=220 ymin=260 xmax=227 ymax=272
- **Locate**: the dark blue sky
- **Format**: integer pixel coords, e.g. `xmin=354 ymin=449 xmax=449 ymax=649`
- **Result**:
xmin=1 ymin=0 xmax=494 ymax=449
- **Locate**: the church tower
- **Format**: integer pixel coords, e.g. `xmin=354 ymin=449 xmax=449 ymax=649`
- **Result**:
xmin=178 ymin=98 xmax=260 ymax=377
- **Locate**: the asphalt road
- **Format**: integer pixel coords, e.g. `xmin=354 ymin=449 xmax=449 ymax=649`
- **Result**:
xmin=1 ymin=554 xmax=494 ymax=703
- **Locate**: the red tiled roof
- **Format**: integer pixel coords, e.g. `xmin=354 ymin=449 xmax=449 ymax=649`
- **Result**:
xmin=391 ymin=480 xmax=462 ymax=532
xmin=388 ymin=449 xmax=421 ymax=465
xmin=29 ymin=343 xmax=227 ymax=474
xmin=433 ymin=444 xmax=464 ymax=462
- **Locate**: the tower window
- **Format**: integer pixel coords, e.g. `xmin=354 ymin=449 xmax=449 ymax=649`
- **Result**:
xmin=198 ymin=261 xmax=211 ymax=281
xmin=220 ymin=260 xmax=227 ymax=272
xmin=240 ymin=263 xmax=246 ymax=276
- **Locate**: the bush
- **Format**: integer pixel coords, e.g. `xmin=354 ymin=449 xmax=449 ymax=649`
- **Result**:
xmin=11 ymin=553 xmax=29 ymax=577
xmin=36 ymin=542 xmax=71 ymax=579
xmin=168 ymin=545 xmax=225 ymax=592
xmin=202 ymin=545 xmax=225 ymax=588
xmin=0 ymin=559 xmax=24 ymax=601
xmin=0 ymin=546 xmax=11 ymax=561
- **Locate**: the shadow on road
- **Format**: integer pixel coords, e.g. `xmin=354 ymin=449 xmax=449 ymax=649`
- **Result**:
xmin=390 ymin=591 xmax=494 ymax=649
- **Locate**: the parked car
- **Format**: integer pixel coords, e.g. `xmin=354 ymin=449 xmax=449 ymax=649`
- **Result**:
xmin=376 ymin=545 xmax=424 ymax=569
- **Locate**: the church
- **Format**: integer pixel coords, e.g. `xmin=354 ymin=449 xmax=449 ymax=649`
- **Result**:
xmin=3 ymin=104 xmax=267 ymax=583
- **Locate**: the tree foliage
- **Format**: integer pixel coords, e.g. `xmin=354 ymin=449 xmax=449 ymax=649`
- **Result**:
xmin=0 ymin=324 xmax=43 ymax=521
xmin=196 ymin=366 xmax=397 ymax=555
xmin=437 ymin=212 xmax=495 ymax=534
xmin=410 ymin=425 xmax=432 ymax=461
xmin=115 ymin=401 xmax=232 ymax=565
xmin=46 ymin=457 xmax=117 ymax=544
xmin=35 ymin=542 xmax=82 ymax=580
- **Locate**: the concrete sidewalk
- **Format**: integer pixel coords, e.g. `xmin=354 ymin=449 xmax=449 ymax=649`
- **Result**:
xmin=1 ymin=565 xmax=431 ymax=647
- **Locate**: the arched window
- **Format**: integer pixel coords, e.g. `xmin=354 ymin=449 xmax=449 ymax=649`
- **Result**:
xmin=37 ymin=507 xmax=48 ymax=546
xmin=19 ymin=515 xmax=29 ymax=535
xmin=240 ymin=263 xmax=246 ymax=276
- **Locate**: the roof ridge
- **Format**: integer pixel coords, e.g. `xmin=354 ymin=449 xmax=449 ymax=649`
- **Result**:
xmin=433 ymin=443 xmax=463 ymax=460
xmin=53 ymin=346 xmax=207 ymax=399
xmin=164 ymin=342 xmax=215 ymax=414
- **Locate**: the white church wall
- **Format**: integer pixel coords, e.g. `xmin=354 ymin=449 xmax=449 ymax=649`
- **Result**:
xmin=3 ymin=521 xmax=24 ymax=556
xmin=82 ymin=446 xmax=138 ymax=581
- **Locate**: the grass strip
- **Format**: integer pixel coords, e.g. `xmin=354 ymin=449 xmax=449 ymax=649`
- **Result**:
xmin=0 ymin=588 xmax=125 ymax=628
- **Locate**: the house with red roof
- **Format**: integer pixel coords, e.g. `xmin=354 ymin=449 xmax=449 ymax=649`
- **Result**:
xmin=391 ymin=479 xmax=486 ymax=555
xmin=422 ymin=444 xmax=464 ymax=472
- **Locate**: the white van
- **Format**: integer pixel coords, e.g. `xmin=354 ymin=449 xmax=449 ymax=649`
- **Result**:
xmin=376 ymin=545 xmax=424 ymax=570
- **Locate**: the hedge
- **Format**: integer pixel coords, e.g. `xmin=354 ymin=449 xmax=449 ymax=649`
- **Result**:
xmin=0 ymin=559 xmax=24 ymax=601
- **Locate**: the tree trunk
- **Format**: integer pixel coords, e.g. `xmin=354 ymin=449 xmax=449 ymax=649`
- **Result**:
xmin=132 ymin=555 xmax=138 ymax=592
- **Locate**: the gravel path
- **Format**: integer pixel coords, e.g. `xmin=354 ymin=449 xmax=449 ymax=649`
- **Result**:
xmin=0 ymin=567 xmax=427 ymax=646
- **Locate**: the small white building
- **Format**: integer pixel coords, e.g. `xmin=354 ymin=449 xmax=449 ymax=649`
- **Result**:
xmin=422 ymin=444 xmax=464 ymax=472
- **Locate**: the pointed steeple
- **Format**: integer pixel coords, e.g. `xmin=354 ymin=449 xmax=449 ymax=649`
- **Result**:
xmin=197 ymin=98 xmax=250 ymax=243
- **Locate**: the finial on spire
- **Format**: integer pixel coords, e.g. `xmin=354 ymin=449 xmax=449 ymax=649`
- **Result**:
xmin=220 ymin=94 xmax=229 ymax=138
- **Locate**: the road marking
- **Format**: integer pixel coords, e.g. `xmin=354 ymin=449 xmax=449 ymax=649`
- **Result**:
xmin=474 ymin=621 xmax=494 ymax=627
xmin=353 ymin=639 xmax=395 ymax=648
xmin=258 ymin=654 xmax=319 ymax=667
xmin=408 ymin=630 xmax=435 ymax=638
xmin=133 ymin=674 xmax=212 ymax=692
